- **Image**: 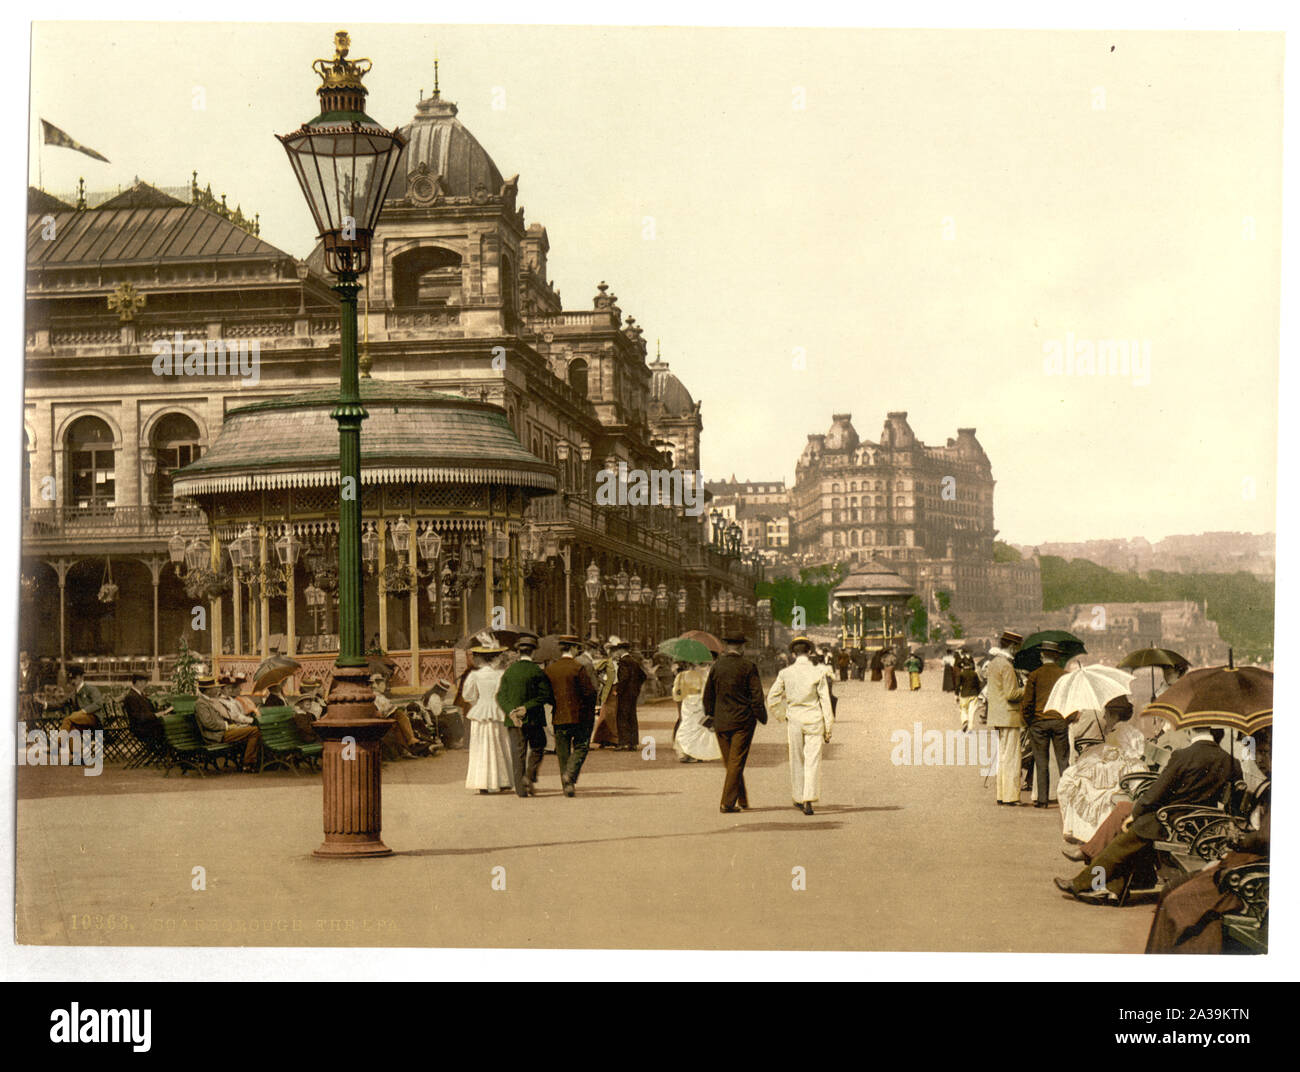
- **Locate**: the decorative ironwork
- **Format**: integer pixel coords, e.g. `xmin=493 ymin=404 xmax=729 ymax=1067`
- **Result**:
xmin=107 ymin=282 xmax=146 ymax=323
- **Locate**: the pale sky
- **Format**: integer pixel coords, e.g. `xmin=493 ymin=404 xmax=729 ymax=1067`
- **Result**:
xmin=28 ymin=24 xmax=1282 ymax=545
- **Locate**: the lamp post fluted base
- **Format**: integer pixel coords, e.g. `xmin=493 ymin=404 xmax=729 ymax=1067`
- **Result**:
xmin=313 ymin=664 xmax=392 ymax=859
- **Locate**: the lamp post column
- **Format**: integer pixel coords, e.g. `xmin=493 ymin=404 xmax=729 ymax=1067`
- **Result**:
xmin=315 ymin=272 xmax=390 ymax=859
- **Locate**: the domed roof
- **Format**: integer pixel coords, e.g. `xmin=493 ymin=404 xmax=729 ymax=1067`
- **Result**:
xmin=833 ymin=560 xmax=913 ymax=601
xmin=386 ymin=95 xmax=505 ymax=202
xmin=172 ymin=379 xmax=555 ymax=497
xmin=825 ymin=413 xmax=859 ymax=452
xmin=649 ymin=360 xmax=697 ymax=418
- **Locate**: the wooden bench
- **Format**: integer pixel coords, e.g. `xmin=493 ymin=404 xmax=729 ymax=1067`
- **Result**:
xmin=160 ymin=712 xmax=236 ymax=777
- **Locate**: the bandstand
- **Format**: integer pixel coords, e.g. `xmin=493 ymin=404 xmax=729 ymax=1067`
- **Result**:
xmin=171 ymin=378 xmax=556 ymax=691
xmin=832 ymin=560 xmax=914 ymax=652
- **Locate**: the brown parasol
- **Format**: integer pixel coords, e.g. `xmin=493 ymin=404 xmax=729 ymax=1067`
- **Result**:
xmin=1143 ymin=665 xmax=1273 ymax=736
xmin=252 ymin=655 xmax=300 ymax=693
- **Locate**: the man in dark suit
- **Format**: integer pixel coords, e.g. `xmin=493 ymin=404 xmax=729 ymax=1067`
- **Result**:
xmin=613 ymin=644 xmax=647 ymax=751
xmin=1021 ymin=640 xmax=1070 ymax=808
xmin=545 ymin=635 xmax=598 ymax=796
xmin=121 ymin=670 xmax=169 ymax=752
xmin=702 ymin=632 xmax=767 ymax=813
xmin=496 ymin=633 xmax=556 ymax=797
xmin=1055 ymin=728 xmax=1242 ymax=901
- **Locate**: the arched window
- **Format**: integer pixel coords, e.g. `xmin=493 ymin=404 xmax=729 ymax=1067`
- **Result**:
xmin=391 ymin=246 xmax=463 ymax=307
xmin=500 ymin=252 xmax=518 ymax=327
xmin=567 ymin=358 xmax=588 ymax=397
xmin=850 ymin=530 xmax=859 ymax=546
xmin=150 ymin=412 xmax=202 ymax=504
xmin=65 ymin=416 xmax=115 ymax=507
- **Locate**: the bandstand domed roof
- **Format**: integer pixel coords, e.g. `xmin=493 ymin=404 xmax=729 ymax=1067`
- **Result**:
xmin=386 ymin=95 xmax=506 ymax=202
xmin=833 ymin=560 xmax=913 ymax=601
xmin=172 ymin=380 xmax=556 ymax=497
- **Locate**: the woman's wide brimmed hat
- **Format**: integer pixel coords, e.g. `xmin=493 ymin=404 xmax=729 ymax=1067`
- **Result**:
xmin=470 ymin=644 xmax=506 ymax=656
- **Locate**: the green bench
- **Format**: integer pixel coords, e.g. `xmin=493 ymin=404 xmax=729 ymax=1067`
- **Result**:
xmin=255 ymin=706 xmax=323 ymax=774
xmin=160 ymin=711 xmax=237 ymax=777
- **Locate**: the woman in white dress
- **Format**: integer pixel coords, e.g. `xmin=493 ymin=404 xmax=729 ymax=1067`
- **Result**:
xmin=1056 ymin=710 xmax=1149 ymax=843
xmin=672 ymin=661 xmax=721 ymax=762
xmin=463 ymin=646 xmax=513 ymax=793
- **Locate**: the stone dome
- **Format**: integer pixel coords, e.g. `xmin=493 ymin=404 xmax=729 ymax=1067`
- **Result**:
xmin=649 ymin=360 xmax=697 ymax=418
xmin=172 ymin=379 xmax=556 ymax=497
xmin=386 ymin=95 xmax=506 ymax=203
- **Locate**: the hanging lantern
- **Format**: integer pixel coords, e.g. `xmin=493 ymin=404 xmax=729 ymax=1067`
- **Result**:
xmin=275 ymin=527 xmax=302 ymax=567
xmin=390 ymin=516 xmax=411 ymax=554
xmin=361 ymin=522 xmax=380 ymax=571
xmin=584 ymin=562 xmax=602 ymax=602
xmin=98 ymin=557 xmax=119 ymax=604
xmin=416 ymin=524 xmax=443 ymax=563
xmin=710 ymin=595 xmax=720 ymax=614
xmin=655 ymin=583 xmax=668 ymax=608
xmin=185 ymin=538 xmax=207 ymax=574
xmin=628 ymin=574 xmax=642 ymax=603
xmin=641 ymin=585 xmax=654 ymax=606
xmin=167 ymin=531 xmax=187 ymax=565
xmin=467 ymin=538 xmax=484 ymax=570
xmin=227 ymin=537 xmax=244 ymax=570
xmin=491 ymin=527 xmax=510 ymax=561
xmin=677 ymin=587 xmax=688 ymax=614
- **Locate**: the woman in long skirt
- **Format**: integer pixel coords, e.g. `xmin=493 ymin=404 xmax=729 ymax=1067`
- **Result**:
xmin=463 ymin=646 xmax=513 ymax=793
xmin=672 ymin=661 xmax=721 ymax=762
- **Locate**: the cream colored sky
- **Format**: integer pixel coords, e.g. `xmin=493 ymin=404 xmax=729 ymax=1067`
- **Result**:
xmin=28 ymin=24 xmax=1282 ymax=544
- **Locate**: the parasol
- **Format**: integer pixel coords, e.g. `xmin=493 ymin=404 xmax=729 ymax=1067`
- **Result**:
xmin=1143 ymin=666 xmax=1273 ymax=736
xmin=657 ymin=636 xmax=715 ymax=664
xmin=1014 ymin=630 xmax=1087 ymax=671
xmin=252 ymin=655 xmax=300 ymax=693
xmin=1044 ymin=664 xmax=1134 ymax=717
xmin=677 ymin=629 xmax=723 ymax=654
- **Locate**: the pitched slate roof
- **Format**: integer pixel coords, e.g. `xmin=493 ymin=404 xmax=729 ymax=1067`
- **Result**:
xmin=28 ymin=187 xmax=73 ymax=214
xmin=27 ymin=203 xmax=284 ymax=268
xmin=172 ymin=379 xmax=557 ymax=497
xmin=95 ymin=181 xmax=187 ymax=210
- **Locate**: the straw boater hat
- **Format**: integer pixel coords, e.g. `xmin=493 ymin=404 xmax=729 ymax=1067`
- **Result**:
xmin=1038 ymin=640 xmax=1062 ymax=655
xmin=470 ymin=643 xmax=506 ymax=656
xmin=557 ymin=634 xmax=583 ymax=648
xmin=607 ymin=635 xmax=629 ymax=651
xmin=789 ymin=635 xmax=814 ymax=653
xmin=999 ymin=629 xmax=1024 ymax=648
xmin=515 ymin=632 xmax=539 ymax=651
xmin=196 ymin=675 xmax=220 ymax=690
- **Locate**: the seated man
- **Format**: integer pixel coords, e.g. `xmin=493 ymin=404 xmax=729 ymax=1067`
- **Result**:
xmin=1146 ymin=729 xmax=1270 ymax=953
xmin=121 ymin=670 xmax=171 ymax=751
xmin=193 ymin=675 xmax=261 ymax=770
xmin=1055 ymin=727 xmax=1241 ymax=903
xmin=59 ymin=664 xmax=105 ymax=734
xmin=369 ymin=670 xmax=427 ymax=758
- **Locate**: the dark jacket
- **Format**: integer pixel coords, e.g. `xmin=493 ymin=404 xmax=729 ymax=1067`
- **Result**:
xmin=1021 ymin=662 xmax=1067 ymax=721
xmin=545 ymin=656 xmax=598 ymax=726
xmin=701 ymin=652 xmax=766 ymax=732
xmin=1131 ymin=738 xmax=1242 ymax=840
xmin=495 ymin=658 xmax=555 ymax=729
xmin=614 ymin=654 xmax=647 ymax=718
xmin=122 ymin=688 xmax=161 ymax=738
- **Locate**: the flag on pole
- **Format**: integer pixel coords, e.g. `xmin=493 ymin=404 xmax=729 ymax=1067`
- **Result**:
xmin=40 ymin=120 xmax=109 ymax=163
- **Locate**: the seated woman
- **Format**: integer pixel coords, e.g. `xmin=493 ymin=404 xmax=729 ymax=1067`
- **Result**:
xmin=1146 ymin=730 xmax=1270 ymax=954
xmin=1057 ymin=702 xmax=1149 ymax=845
xmin=672 ymin=659 xmax=721 ymax=763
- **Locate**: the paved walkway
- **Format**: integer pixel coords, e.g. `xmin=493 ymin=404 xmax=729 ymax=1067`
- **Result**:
xmin=17 ymin=680 xmax=1153 ymax=951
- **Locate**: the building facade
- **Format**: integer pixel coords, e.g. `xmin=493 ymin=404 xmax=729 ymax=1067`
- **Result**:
xmin=792 ymin=410 xmax=1040 ymax=636
xmin=22 ymin=77 xmax=758 ymax=681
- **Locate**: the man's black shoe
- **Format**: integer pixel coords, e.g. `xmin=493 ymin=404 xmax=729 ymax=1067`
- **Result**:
xmin=802 ymin=802 xmax=814 ymax=816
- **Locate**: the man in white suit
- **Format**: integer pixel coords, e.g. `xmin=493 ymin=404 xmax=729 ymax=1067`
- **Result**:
xmin=767 ymin=636 xmax=835 ymax=816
